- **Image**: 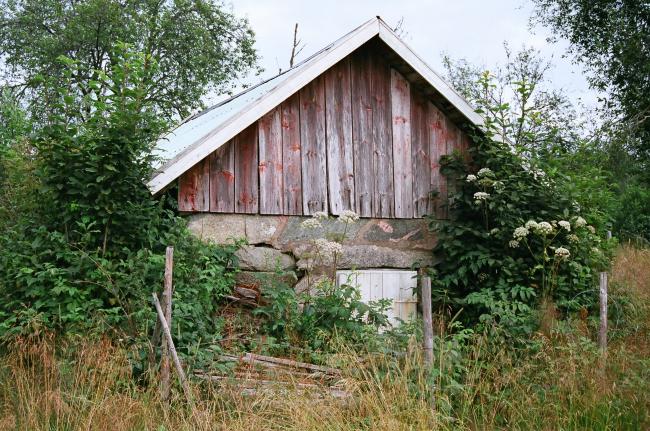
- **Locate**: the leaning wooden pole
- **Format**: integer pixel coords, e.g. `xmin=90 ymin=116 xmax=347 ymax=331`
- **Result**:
xmin=160 ymin=246 xmax=174 ymax=401
xmin=598 ymin=271 xmax=608 ymax=354
xmin=152 ymin=293 xmax=194 ymax=406
xmin=421 ymin=272 xmax=434 ymax=367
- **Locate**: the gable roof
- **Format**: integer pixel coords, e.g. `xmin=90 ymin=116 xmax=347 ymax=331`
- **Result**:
xmin=149 ymin=16 xmax=485 ymax=194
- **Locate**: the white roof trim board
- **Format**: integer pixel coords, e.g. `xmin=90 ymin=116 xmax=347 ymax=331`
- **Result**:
xmin=148 ymin=17 xmax=485 ymax=194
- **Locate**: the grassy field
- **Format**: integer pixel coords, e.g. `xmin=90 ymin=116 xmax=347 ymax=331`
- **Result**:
xmin=0 ymin=246 xmax=648 ymax=430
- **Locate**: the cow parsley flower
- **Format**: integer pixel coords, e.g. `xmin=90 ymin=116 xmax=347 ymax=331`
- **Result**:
xmin=568 ymin=234 xmax=579 ymax=243
xmin=509 ymin=240 xmax=520 ymax=248
xmin=338 ymin=210 xmax=359 ymax=224
xmin=301 ymin=218 xmax=322 ymax=229
xmin=490 ymin=228 xmax=500 ymax=236
xmin=554 ymin=247 xmax=570 ymax=259
xmin=466 ymin=174 xmax=477 ymax=182
xmin=513 ymin=227 xmax=529 ymax=239
xmin=474 ymin=192 xmax=490 ymax=201
xmin=312 ymin=211 xmax=328 ymax=220
xmin=575 ymin=216 xmax=587 ymax=228
xmin=477 ymin=168 xmax=493 ymax=177
xmin=587 ymin=225 xmax=596 ymax=234
xmin=314 ymin=238 xmax=343 ymax=256
xmin=558 ymin=220 xmax=571 ymax=232
xmin=535 ymin=221 xmax=553 ymax=235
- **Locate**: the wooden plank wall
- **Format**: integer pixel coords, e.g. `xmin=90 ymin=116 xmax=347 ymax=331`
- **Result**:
xmin=178 ymin=43 xmax=470 ymax=219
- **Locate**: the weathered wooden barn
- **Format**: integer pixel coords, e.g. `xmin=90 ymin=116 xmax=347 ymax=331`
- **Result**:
xmin=150 ymin=17 xmax=483 ymax=323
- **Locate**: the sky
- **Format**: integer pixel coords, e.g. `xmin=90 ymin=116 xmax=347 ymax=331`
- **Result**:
xmin=221 ymin=0 xmax=599 ymax=110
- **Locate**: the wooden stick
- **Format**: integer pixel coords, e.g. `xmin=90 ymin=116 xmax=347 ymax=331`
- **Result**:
xmin=244 ymin=352 xmax=341 ymax=375
xmin=421 ymin=273 xmax=434 ymax=367
xmin=160 ymin=246 xmax=174 ymax=401
xmin=598 ymin=271 xmax=608 ymax=353
xmin=152 ymin=293 xmax=194 ymax=407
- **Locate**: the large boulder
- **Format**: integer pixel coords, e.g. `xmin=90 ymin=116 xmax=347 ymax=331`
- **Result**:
xmin=236 ymin=246 xmax=295 ymax=272
xmin=294 ymin=244 xmax=434 ymax=270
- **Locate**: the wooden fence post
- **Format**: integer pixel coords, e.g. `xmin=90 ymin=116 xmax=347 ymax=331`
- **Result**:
xmin=421 ymin=272 xmax=434 ymax=367
xmin=152 ymin=293 xmax=194 ymax=408
xmin=598 ymin=271 xmax=608 ymax=354
xmin=160 ymin=246 xmax=174 ymax=401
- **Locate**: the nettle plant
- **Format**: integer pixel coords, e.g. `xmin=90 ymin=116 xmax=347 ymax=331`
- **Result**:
xmin=432 ymin=133 xmax=611 ymax=336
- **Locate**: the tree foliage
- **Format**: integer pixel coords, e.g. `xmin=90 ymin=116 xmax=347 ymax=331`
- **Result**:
xmin=532 ymin=0 xmax=650 ymax=158
xmin=0 ymin=0 xmax=259 ymax=121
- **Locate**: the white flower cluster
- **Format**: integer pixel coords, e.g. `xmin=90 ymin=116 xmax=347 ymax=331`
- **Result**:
xmin=554 ymin=247 xmax=570 ymax=259
xmin=509 ymin=240 xmax=520 ymax=248
xmin=535 ymin=221 xmax=554 ymax=235
xmin=313 ymin=211 xmax=328 ymax=220
xmin=466 ymin=174 xmax=477 ymax=182
xmin=558 ymin=220 xmax=571 ymax=232
xmin=489 ymin=228 xmax=500 ymax=236
xmin=301 ymin=218 xmax=322 ymax=229
xmin=477 ymin=167 xmax=493 ymax=177
xmin=474 ymin=192 xmax=490 ymax=201
xmin=338 ymin=210 xmax=359 ymax=225
xmin=575 ymin=216 xmax=587 ymax=228
xmin=587 ymin=225 xmax=596 ymax=234
xmin=568 ymin=234 xmax=579 ymax=243
xmin=513 ymin=226 xmax=529 ymax=239
xmin=314 ymin=238 xmax=343 ymax=256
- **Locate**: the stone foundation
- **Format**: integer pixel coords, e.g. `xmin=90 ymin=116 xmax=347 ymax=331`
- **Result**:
xmin=187 ymin=214 xmax=436 ymax=290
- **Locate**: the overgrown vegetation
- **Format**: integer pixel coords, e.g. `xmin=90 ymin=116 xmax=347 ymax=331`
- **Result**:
xmin=0 ymin=246 xmax=647 ymax=430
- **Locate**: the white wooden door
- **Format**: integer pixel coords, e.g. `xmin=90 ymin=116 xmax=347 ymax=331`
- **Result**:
xmin=336 ymin=270 xmax=417 ymax=327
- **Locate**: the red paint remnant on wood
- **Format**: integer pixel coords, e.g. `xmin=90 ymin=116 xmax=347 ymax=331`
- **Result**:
xmin=209 ymin=141 xmax=235 ymax=212
xmin=234 ymin=124 xmax=259 ymax=213
xmin=280 ymin=90 xmax=303 ymax=218
xmin=179 ymin=157 xmax=209 ymax=212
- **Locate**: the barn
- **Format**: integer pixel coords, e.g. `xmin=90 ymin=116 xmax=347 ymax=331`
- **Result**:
xmin=150 ymin=17 xmax=483 ymax=323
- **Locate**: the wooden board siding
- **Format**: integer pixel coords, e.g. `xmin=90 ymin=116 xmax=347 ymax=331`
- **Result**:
xmin=428 ymin=103 xmax=448 ymax=219
xmin=281 ymin=94 xmax=303 ymax=215
xmin=411 ymin=89 xmax=431 ymax=217
xmin=299 ymin=76 xmax=328 ymax=215
xmin=234 ymin=124 xmax=259 ymax=213
xmin=351 ymin=48 xmax=374 ymax=217
xmin=177 ymin=42 xmax=473 ymax=219
xmin=371 ymin=55 xmax=394 ymax=217
xmin=179 ymin=157 xmax=210 ymax=211
xmin=324 ymin=58 xmax=355 ymax=214
xmin=209 ymin=142 xmax=235 ymax=213
xmin=391 ymin=69 xmax=413 ymax=218
xmin=258 ymin=107 xmax=284 ymax=214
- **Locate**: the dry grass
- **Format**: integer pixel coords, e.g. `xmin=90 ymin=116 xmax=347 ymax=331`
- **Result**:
xmin=0 ymin=246 xmax=648 ymax=430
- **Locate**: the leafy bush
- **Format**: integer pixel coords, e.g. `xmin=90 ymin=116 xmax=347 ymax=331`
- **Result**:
xmin=0 ymin=46 xmax=240 ymax=354
xmin=431 ymin=131 xmax=613 ymax=336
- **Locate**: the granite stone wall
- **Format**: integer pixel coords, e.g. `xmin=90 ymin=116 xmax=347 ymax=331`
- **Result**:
xmin=187 ymin=214 xmax=436 ymax=291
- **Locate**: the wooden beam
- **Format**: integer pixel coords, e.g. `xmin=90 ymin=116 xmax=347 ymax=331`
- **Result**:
xmin=258 ymin=107 xmax=284 ymax=214
xmin=234 ymin=124 xmax=259 ymax=214
xmin=390 ymin=69 xmax=413 ymax=218
xmin=281 ymin=94 xmax=303 ymax=215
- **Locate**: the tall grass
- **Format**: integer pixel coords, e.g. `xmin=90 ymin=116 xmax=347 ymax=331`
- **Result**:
xmin=1 ymin=246 xmax=648 ymax=430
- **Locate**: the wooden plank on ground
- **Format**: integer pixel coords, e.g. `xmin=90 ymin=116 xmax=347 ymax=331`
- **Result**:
xmin=258 ymin=107 xmax=284 ymax=214
xmin=324 ymin=57 xmax=355 ymax=214
xmin=299 ymin=76 xmax=328 ymax=214
xmin=178 ymin=157 xmax=209 ymax=212
xmin=209 ymin=141 xmax=235 ymax=213
xmin=390 ymin=68 xmax=413 ymax=218
xmin=410 ymin=89 xmax=431 ymax=217
xmin=350 ymin=49 xmax=374 ymax=217
xmin=428 ymin=103 xmax=448 ymax=219
xmin=281 ymin=93 xmax=303 ymax=215
xmin=234 ymin=124 xmax=259 ymax=214
xmin=371 ymin=55 xmax=394 ymax=218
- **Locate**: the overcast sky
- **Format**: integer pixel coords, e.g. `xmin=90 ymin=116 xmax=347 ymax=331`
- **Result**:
xmin=223 ymin=0 xmax=598 ymax=110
